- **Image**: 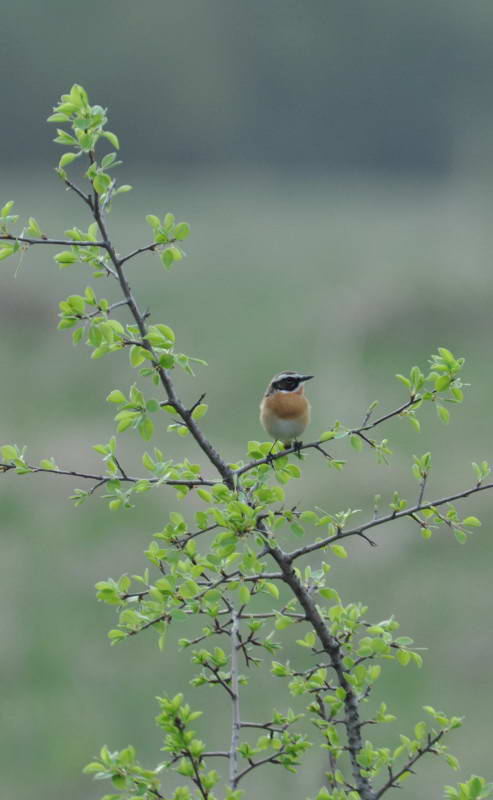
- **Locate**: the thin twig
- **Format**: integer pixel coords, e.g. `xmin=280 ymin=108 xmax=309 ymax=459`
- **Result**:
xmin=119 ymin=242 xmax=159 ymax=266
xmin=64 ymin=177 xmax=94 ymax=208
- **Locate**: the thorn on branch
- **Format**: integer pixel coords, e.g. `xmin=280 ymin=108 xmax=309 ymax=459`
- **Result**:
xmin=189 ymin=393 xmax=206 ymax=415
xmin=357 ymin=531 xmax=377 ymax=547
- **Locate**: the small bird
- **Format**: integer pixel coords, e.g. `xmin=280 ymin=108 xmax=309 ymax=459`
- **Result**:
xmin=260 ymin=371 xmax=314 ymax=447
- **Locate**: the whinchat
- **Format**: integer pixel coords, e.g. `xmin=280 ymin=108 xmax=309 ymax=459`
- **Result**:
xmin=260 ymin=371 xmax=314 ymax=447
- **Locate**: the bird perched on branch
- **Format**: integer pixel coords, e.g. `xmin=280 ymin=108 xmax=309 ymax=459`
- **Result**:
xmin=260 ymin=371 xmax=314 ymax=448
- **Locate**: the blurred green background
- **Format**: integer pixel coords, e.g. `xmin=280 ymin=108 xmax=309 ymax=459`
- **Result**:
xmin=2 ymin=2 xmax=493 ymax=798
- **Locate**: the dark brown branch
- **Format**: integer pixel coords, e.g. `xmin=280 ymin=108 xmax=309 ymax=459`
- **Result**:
xmin=86 ymin=169 xmax=235 ymax=489
xmin=119 ymin=242 xmax=159 ymax=266
xmin=63 ymin=176 xmax=94 ymax=208
xmin=229 ymin=605 xmax=241 ymax=789
xmin=0 ymin=462 xmax=215 ymax=488
xmin=288 ymin=480 xmax=493 ymax=562
xmin=262 ymin=527 xmax=376 ymax=800
xmin=374 ymin=730 xmax=445 ymax=798
xmin=235 ymin=751 xmax=287 ymax=783
xmin=235 ymin=396 xmax=421 ymax=479
xmin=0 ymin=233 xmax=107 ymax=248
xmin=85 ymin=299 xmax=129 ymax=319
xmin=240 ymin=721 xmax=286 ymax=733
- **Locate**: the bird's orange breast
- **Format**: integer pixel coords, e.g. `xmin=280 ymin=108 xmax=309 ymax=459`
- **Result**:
xmin=263 ymin=391 xmax=310 ymax=420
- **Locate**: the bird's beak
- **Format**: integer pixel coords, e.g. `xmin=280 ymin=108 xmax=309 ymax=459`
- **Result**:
xmin=300 ymin=375 xmax=314 ymax=382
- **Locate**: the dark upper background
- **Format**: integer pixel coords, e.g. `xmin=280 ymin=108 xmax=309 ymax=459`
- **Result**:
xmin=3 ymin=0 xmax=493 ymax=175
xmin=2 ymin=3 xmax=493 ymax=800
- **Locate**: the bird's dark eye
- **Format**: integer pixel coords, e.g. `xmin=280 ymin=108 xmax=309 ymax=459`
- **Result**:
xmin=279 ymin=377 xmax=298 ymax=391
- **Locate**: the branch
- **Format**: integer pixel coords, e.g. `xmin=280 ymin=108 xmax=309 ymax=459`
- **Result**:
xmin=119 ymin=242 xmax=159 ymax=266
xmin=374 ymin=730 xmax=445 ymax=798
xmin=0 ymin=462 xmax=215 ymax=489
xmin=235 ymin=397 xmax=421 ymax=478
xmin=234 ymin=750 xmax=287 ymax=783
xmin=288 ymin=480 xmax=493 ymax=562
xmin=229 ymin=604 xmax=241 ymax=789
xmin=63 ymin=176 xmax=94 ymax=208
xmin=85 ymin=166 xmax=235 ymax=489
xmin=262 ymin=526 xmax=376 ymax=800
xmin=0 ymin=233 xmax=107 ymax=248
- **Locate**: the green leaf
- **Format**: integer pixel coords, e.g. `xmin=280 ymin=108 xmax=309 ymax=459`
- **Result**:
xmin=161 ymin=249 xmax=174 ymax=269
xmin=93 ymin=173 xmax=111 ymax=194
xmin=39 ymin=459 xmax=57 ymax=470
xmin=330 ymin=544 xmax=348 ymax=558
xmin=319 ymin=587 xmax=340 ymax=602
xmin=106 ymin=390 xmax=126 ymax=404
xmin=0 ymin=246 xmax=15 ymax=261
xmin=26 ymin=217 xmax=42 ymax=236
xmin=1 ymin=445 xmax=18 ymax=461
xmin=103 ymin=131 xmax=120 ymax=149
xmin=350 ymin=434 xmax=364 ymax=452
xmin=129 ymin=346 xmax=146 ymax=367
xmin=290 ymin=522 xmax=305 ymax=538
xmin=138 ymin=416 xmax=154 ymax=441
xmin=238 ymin=585 xmax=251 ymax=605
xmin=462 ymin=516 xmax=481 ymax=527
xmin=191 ymin=403 xmax=208 ymax=421
xmin=154 ymin=323 xmax=175 ymax=343
xmin=58 ymin=152 xmax=80 ymax=169
xmin=395 ymin=373 xmax=412 ymax=389
xmin=174 ymin=222 xmax=191 ymax=240
xmin=146 ymin=214 xmax=161 ymax=229
xmin=435 ymin=375 xmax=451 ymax=392
xmin=437 ymin=404 xmax=450 ymax=424
xmin=54 ymin=251 xmax=78 ymax=266
xmin=264 ymin=582 xmax=280 ymax=599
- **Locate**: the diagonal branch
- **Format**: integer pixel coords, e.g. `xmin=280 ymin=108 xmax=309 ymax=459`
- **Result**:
xmin=235 ymin=396 xmax=422 ymax=479
xmin=287 ymin=480 xmax=493 ymax=562
xmin=374 ymin=730 xmax=445 ymax=798
xmin=261 ymin=525 xmax=376 ymax=800
xmin=119 ymin=242 xmax=159 ymax=266
xmin=85 ymin=167 xmax=235 ymax=489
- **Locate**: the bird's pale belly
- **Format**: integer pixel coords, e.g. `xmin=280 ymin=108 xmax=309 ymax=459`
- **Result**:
xmin=264 ymin=415 xmax=307 ymax=443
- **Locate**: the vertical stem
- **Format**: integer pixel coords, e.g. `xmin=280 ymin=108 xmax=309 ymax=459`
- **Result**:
xmin=229 ymin=604 xmax=241 ymax=789
xmin=266 ymin=540 xmax=376 ymax=800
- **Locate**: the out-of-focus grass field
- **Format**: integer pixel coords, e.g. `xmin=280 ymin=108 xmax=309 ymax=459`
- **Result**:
xmin=1 ymin=168 xmax=493 ymax=799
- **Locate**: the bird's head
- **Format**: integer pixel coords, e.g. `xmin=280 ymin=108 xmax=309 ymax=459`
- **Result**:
xmin=264 ymin=371 xmax=314 ymax=396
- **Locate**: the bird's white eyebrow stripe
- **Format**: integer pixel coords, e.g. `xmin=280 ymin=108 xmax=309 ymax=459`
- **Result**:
xmin=277 ymin=373 xmax=303 ymax=382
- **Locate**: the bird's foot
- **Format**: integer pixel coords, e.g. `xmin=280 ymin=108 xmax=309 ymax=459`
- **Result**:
xmin=292 ymin=440 xmax=305 ymax=459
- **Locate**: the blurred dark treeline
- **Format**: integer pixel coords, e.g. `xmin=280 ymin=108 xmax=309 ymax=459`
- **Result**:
xmin=3 ymin=0 xmax=493 ymax=174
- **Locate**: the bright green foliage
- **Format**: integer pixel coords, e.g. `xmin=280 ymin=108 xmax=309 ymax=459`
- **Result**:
xmin=444 ymin=775 xmax=493 ymax=800
xmin=1 ymin=87 xmax=491 ymax=800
